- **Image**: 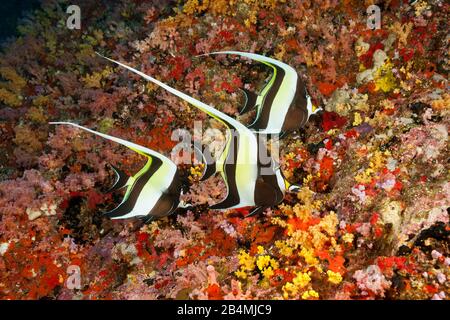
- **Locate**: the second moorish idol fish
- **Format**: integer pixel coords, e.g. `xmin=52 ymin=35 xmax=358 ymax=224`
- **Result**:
xmin=97 ymin=53 xmax=300 ymax=216
xmin=49 ymin=122 xmax=189 ymax=223
xmin=198 ymin=51 xmax=322 ymax=136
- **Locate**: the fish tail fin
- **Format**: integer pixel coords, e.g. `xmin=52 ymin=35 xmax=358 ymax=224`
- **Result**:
xmin=49 ymin=121 xmax=166 ymax=161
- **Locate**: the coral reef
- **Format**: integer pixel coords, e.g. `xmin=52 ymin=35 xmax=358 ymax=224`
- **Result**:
xmin=0 ymin=0 xmax=448 ymax=300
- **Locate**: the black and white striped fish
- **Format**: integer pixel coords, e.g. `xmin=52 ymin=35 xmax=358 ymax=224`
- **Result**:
xmin=49 ymin=122 xmax=189 ymax=223
xmin=199 ymin=51 xmax=321 ymax=136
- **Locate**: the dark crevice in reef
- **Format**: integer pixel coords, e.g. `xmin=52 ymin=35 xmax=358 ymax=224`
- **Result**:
xmin=60 ymin=196 xmax=87 ymax=244
xmin=413 ymin=221 xmax=450 ymax=254
xmin=60 ymin=195 xmax=104 ymax=245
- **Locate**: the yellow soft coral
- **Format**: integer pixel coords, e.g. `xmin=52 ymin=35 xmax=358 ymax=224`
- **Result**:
xmin=300 ymin=247 xmax=320 ymax=269
xmin=302 ymin=290 xmax=319 ymax=300
xmin=235 ymin=248 xmax=279 ymax=281
xmin=374 ymin=61 xmax=397 ymax=93
xmin=275 ymin=240 xmax=293 ymax=257
xmin=189 ymin=164 xmax=205 ymax=182
xmin=430 ymin=93 xmax=450 ymax=111
xmin=255 ymin=247 xmax=279 ymax=280
xmin=355 ymin=150 xmax=389 ymax=184
xmin=256 ymin=187 xmax=349 ymax=297
xmin=256 ymin=255 xmax=272 ymax=270
xmin=83 ymin=66 xmax=113 ymax=89
xmin=293 ymin=272 xmax=311 ymax=288
xmin=237 ymin=249 xmax=255 ymax=272
xmin=317 ymin=212 xmax=338 ymax=237
xmin=353 ymin=112 xmax=363 ymax=126
xmin=234 ymin=269 xmax=248 ymax=280
xmin=342 ymin=233 xmax=354 ymax=244
xmin=283 ymin=271 xmax=312 ymax=298
xmin=26 ymin=107 xmax=47 ymax=124
xmin=327 ymin=270 xmax=343 ymax=285
xmin=0 ymin=67 xmax=26 ymax=90
xmin=183 ymin=0 xmax=210 ymax=15
xmin=389 ymin=22 xmax=413 ymax=48
xmin=0 ymin=88 xmax=22 ymax=107
xmin=0 ymin=67 xmax=26 ymax=107
xmin=262 ymin=267 xmax=275 ymax=279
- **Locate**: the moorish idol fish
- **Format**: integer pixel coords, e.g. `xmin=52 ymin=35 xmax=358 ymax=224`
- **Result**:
xmin=49 ymin=122 xmax=189 ymax=223
xmin=198 ymin=51 xmax=322 ymax=136
xmin=97 ymin=53 xmax=300 ymax=216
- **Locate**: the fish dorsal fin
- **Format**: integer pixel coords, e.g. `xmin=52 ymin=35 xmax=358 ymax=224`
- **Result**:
xmin=96 ymin=53 xmax=246 ymax=133
xmin=96 ymin=54 xmax=256 ymax=199
xmin=49 ymin=122 xmax=173 ymax=219
xmin=49 ymin=121 xmax=176 ymax=171
xmin=198 ymin=51 xmax=296 ymax=76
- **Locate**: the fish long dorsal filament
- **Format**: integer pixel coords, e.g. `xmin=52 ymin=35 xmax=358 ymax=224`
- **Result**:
xmin=49 ymin=122 xmax=179 ymax=220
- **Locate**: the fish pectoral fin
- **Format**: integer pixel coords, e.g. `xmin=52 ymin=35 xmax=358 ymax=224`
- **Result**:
xmin=239 ymin=88 xmax=258 ymax=115
xmin=244 ymin=206 xmax=265 ymax=218
xmin=106 ymin=164 xmax=131 ymax=193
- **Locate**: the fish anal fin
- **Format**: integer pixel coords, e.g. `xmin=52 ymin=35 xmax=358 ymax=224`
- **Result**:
xmin=244 ymin=206 xmax=265 ymax=218
xmin=104 ymin=202 xmax=132 ymax=219
xmin=209 ymin=190 xmax=240 ymax=210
